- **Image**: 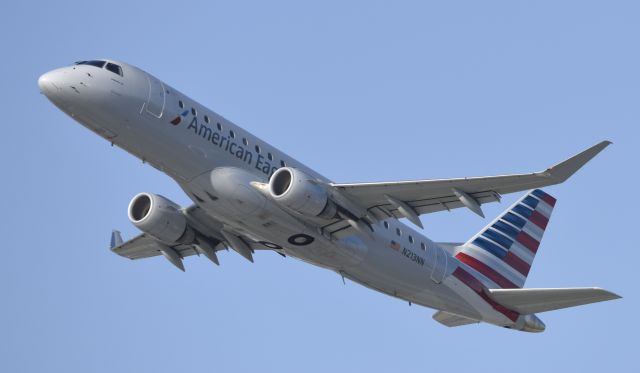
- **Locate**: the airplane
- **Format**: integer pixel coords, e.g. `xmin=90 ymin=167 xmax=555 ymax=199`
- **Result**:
xmin=38 ymin=59 xmax=620 ymax=332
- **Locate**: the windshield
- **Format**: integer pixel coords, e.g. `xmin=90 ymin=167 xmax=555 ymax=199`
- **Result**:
xmin=74 ymin=60 xmax=124 ymax=77
xmin=105 ymin=62 xmax=123 ymax=76
xmin=75 ymin=60 xmax=106 ymax=68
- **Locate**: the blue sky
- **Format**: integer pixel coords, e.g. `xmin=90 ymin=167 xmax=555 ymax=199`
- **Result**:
xmin=1 ymin=1 xmax=638 ymax=372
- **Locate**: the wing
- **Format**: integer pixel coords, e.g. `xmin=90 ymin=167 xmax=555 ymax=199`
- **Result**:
xmin=331 ymin=141 xmax=611 ymax=224
xmin=110 ymin=205 xmax=282 ymax=267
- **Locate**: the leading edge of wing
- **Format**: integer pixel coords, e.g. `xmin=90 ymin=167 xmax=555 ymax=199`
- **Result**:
xmin=331 ymin=140 xmax=612 ymax=193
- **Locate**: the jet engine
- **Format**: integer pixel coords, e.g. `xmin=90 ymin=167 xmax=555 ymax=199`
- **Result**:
xmin=269 ymin=167 xmax=337 ymax=219
xmin=127 ymin=192 xmax=193 ymax=244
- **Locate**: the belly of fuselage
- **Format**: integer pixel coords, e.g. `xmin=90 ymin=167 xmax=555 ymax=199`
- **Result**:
xmin=339 ymin=237 xmax=479 ymax=317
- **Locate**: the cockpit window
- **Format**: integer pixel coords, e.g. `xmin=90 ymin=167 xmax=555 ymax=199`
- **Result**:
xmin=106 ymin=62 xmax=123 ymax=77
xmin=75 ymin=60 xmax=106 ymax=68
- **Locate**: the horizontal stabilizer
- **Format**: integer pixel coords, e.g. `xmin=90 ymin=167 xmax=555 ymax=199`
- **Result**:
xmin=486 ymin=287 xmax=621 ymax=314
xmin=432 ymin=311 xmax=479 ymax=327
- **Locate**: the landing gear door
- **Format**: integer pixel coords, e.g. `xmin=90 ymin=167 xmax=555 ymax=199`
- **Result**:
xmin=146 ymin=74 xmax=165 ymax=118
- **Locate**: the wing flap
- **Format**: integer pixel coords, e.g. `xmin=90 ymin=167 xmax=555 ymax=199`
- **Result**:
xmin=486 ymin=287 xmax=621 ymax=314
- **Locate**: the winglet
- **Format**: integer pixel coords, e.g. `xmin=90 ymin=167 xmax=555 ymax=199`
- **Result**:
xmin=545 ymin=140 xmax=612 ymax=182
xmin=110 ymin=230 xmax=123 ymax=249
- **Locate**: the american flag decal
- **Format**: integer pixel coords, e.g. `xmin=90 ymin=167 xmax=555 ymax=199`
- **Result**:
xmin=170 ymin=110 xmax=190 ymax=126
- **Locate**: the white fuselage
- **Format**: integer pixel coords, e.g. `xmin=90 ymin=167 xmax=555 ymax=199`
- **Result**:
xmin=39 ymin=60 xmax=518 ymax=327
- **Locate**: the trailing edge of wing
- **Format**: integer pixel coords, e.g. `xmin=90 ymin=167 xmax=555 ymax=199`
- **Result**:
xmin=486 ymin=287 xmax=621 ymax=314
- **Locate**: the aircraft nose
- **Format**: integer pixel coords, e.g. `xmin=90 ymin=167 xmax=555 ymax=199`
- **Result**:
xmin=38 ymin=69 xmax=64 ymax=101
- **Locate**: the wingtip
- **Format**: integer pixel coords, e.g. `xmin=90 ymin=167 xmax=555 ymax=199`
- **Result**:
xmin=545 ymin=140 xmax=612 ymax=182
xmin=588 ymin=140 xmax=612 ymax=154
xmin=592 ymin=287 xmax=622 ymax=300
xmin=110 ymin=230 xmax=123 ymax=249
xmin=603 ymin=289 xmax=622 ymax=300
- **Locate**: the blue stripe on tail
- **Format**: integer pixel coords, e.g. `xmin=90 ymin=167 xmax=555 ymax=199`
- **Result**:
xmin=503 ymin=212 xmax=526 ymax=228
xmin=482 ymin=229 xmax=514 ymax=250
xmin=512 ymin=204 xmax=533 ymax=219
xmin=493 ymin=220 xmax=519 ymax=239
xmin=472 ymin=237 xmax=508 ymax=259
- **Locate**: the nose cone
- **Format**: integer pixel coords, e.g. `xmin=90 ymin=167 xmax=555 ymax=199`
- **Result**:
xmin=38 ymin=70 xmax=63 ymax=102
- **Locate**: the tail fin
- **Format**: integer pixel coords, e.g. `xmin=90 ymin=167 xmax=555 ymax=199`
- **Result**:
xmin=455 ymin=189 xmax=556 ymax=289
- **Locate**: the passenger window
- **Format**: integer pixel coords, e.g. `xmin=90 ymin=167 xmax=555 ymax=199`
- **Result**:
xmin=178 ymin=100 xmax=184 ymax=109
xmin=420 ymin=242 xmax=426 ymax=251
xmin=106 ymin=62 xmax=123 ymax=76
xmin=268 ymin=152 xmax=273 ymax=161
xmin=396 ymin=228 xmax=402 ymax=236
xmin=409 ymin=235 xmax=414 ymax=244
xmin=383 ymin=221 xmax=389 ymax=229
xmin=204 ymin=115 xmax=210 ymax=124
xmin=280 ymin=160 xmax=286 ymax=167
xmin=255 ymin=145 xmax=261 ymax=153
xmin=191 ymin=107 xmax=197 ymax=116
xmin=242 ymin=138 xmax=248 ymax=146
xmin=229 ymin=130 xmax=235 ymax=138
xmin=217 ymin=123 xmax=223 ymax=131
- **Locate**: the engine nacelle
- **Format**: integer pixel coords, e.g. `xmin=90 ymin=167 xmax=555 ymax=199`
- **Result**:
xmin=128 ymin=192 xmax=191 ymax=244
xmin=269 ymin=167 xmax=336 ymax=219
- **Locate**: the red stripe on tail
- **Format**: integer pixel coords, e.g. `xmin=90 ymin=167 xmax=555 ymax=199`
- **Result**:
xmin=538 ymin=192 xmax=556 ymax=207
xmin=516 ymin=231 xmax=540 ymax=253
xmin=503 ymin=252 xmax=531 ymax=276
xmin=528 ymin=211 xmax=549 ymax=230
xmin=456 ymin=252 xmax=518 ymax=289
xmin=452 ymin=267 xmax=519 ymax=322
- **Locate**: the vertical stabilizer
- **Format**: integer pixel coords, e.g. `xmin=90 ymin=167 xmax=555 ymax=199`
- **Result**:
xmin=455 ymin=189 xmax=556 ymax=288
